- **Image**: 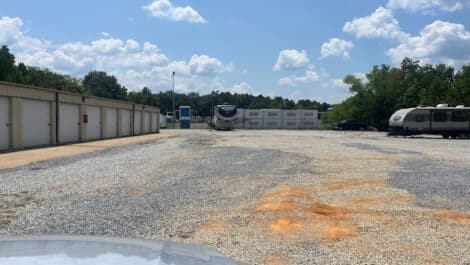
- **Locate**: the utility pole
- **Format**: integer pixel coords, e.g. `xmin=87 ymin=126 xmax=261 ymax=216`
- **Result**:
xmin=172 ymin=71 xmax=175 ymax=129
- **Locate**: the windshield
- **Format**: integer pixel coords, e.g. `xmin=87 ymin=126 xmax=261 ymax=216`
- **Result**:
xmin=217 ymin=106 xmax=237 ymax=118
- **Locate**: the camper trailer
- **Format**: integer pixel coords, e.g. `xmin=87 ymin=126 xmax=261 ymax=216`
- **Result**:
xmin=388 ymin=104 xmax=470 ymax=139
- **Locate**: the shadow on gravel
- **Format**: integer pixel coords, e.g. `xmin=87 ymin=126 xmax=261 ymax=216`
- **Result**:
xmin=343 ymin=143 xmax=421 ymax=155
xmin=389 ymin=159 xmax=470 ymax=211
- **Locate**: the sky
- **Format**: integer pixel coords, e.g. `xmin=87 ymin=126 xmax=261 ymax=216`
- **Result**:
xmin=1 ymin=0 xmax=469 ymax=103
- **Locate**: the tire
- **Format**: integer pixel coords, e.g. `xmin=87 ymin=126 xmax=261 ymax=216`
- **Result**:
xmin=442 ymin=134 xmax=449 ymax=139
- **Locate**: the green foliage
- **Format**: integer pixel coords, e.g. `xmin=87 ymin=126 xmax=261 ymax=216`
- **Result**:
xmin=82 ymin=71 xmax=128 ymax=100
xmin=0 ymin=46 xmax=16 ymax=82
xmin=328 ymin=58 xmax=470 ymax=131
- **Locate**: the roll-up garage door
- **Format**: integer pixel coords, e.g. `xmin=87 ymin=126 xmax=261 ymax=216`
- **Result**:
xmin=142 ymin=112 xmax=150 ymax=134
xmin=59 ymin=103 xmax=80 ymax=143
xmin=134 ymin=111 xmax=142 ymax=135
xmin=105 ymin=108 xmax=118 ymax=138
xmin=86 ymin=106 xmax=101 ymax=140
xmin=22 ymin=99 xmax=51 ymax=147
xmin=151 ymin=113 xmax=158 ymax=132
xmin=0 ymin=97 xmax=9 ymax=150
xmin=120 ymin=110 xmax=131 ymax=136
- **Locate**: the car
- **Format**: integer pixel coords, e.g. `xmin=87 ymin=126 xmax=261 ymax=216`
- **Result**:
xmin=0 ymin=236 xmax=237 ymax=265
xmin=331 ymin=120 xmax=367 ymax=131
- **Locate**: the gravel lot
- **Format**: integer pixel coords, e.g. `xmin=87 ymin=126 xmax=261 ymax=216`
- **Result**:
xmin=0 ymin=130 xmax=469 ymax=264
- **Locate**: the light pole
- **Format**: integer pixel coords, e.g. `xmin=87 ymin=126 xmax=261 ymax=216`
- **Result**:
xmin=172 ymin=71 xmax=175 ymax=128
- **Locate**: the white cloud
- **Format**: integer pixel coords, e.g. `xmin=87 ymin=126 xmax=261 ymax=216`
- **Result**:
xmin=0 ymin=16 xmax=233 ymax=94
xmin=320 ymin=38 xmax=354 ymax=59
xmin=100 ymin=32 xmax=111 ymax=38
xmin=387 ymin=20 xmax=470 ymax=66
xmin=273 ymin=49 xmax=310 ymax=71
xmin=279 ymin=69 xmax=320 ymax=87
xmin=143 ymin=0 xmax=206 ymax=24
xmin=0 ymin=16 xmax=23 ymax=45
xmin=319 ymin=78 xmax=354 ymax=103
xmin=387 ymin=0 xmax=470 ymax=13
xmin=343 ymin=7 xmax=409 ymax=41
xmin=188 ymin=54 xmax=231 ymax=75
xmin=217 ymin=82 xmax=256 ymax=94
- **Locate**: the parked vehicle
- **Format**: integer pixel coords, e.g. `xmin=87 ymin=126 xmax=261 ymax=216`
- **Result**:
xmin=388 ymin=104 xmax=470 ymax=138
xmin=160 ymin=114 xmax=167 ymax=128
xmin=209 ymin=104 xmax=238 ymax=130
xmin=331 ymin=120 xmax=367 ymax=131
xmin=0 ymin=236 xmax=236 ymax=265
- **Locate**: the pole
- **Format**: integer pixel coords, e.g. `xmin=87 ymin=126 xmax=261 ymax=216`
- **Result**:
xmin=172 ymin=71 xmax=175 ymax=129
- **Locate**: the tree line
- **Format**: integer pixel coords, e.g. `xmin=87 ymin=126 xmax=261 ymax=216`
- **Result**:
xmin=2 ymin=44 xmax=468 ymax=129
xmin=326 ymin=58 xmax=470 ymax=130
xmin=0 ymin=45 xmax=330 ymax=117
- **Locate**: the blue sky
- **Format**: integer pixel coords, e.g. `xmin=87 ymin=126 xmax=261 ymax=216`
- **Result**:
xmin=1 ymin=0 xmax=469 ymax=103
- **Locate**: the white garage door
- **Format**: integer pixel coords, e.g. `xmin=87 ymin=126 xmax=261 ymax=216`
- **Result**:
xmin=86 ymin=106 xmax=101 ymax=140
xmin=120 ymin=110 xmax=131 ymax=136
xmin=22 ymin=99 xmax=50 ymax=147
xmin=59 ymin=103 xmax=80 ymax=143
xmin=105 ymin=108 xmax=118 ymax=138
xmin=142 ymin=112 xmax=150 ymax=134
xmin=151 ymin=113 xmax=158 ymax=132
xmin=134 ymin=111 xmax=142 ymax=135
xmin=0 ymin=97 xmax=9 ymax=150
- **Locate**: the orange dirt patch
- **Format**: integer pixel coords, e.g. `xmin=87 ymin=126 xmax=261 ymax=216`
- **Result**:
xmin=322 ymin=179 xmax=385 ymax=191
xmin=264 ymin=255 xmax=287 ymax=265
xmin=264 ymin=187 xmax=310 ymax=198
xmin=307 ymin=203 xmax=345 ymax=218
xmin=352 ymin=193 xmax=413 ymax=205
xmin=323 ymin=226 xmax=358 ymax=241
xmin=256 ymin=202 xmax=297 ymax=212
xmin=270 ymin=218 xmax=304 ymax=234
xmin=435 ymin=210 xmax=470 ymax=224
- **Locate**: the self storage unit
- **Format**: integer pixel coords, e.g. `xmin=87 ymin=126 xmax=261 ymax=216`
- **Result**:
xmin=0 ymin=81 xmax=160 ymax=152
xmin=240 ymin=109 xmax=319 ymax=130
xmin=0 ymin=96 xmax=9 ymax=150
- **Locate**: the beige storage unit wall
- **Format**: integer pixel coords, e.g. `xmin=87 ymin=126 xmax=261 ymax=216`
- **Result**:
xmin=142 ymin=112 xmax=151 ymax=134
xmin=282 ymin=110 xmax=300 ymax=120
xmin=263 ymin=119 xmax=282 ymax=129
xmin=22 ymin=99 xmax=51 ymax=147
xmin=105 ymin=108 xmax=118 ymax=138
xmin=120 ymin=109 xmax=131 ymax=136
xmin=244 ymin=119 xmax=263 ymax=129
xmin=58 ymin=103 xmax=80 ymax=144
xmin=299 ymin=120 xmax=317 ymax=129
xmin=262 ymin=109 xmax=282 ymax=120
xmin=85 ymin=106 xmax=101 ymax=140
xmin=245 ymin=109 xmax=262 ymax=120
xmin=0 ymin=97 xmax=9 ymax=150
xmin=134 ymin=111 xmax=142 ymax=135
xmin=1 ymin=82 xmax=160 ymax=152
xmin=282 ymin=119 xmax=299 ymax=129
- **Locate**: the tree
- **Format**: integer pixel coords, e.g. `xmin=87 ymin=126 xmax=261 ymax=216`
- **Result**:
xmin=82 ymin=71 xmax=127 ymax=100
xmin=0 ymin=45 xmax=16 ymax=82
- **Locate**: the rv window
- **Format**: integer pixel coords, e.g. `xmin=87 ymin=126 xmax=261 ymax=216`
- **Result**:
xmin=404 ymin=115 xmax=414 ymax=122
xmin=451 ymin=111 xmax=469 ymax=122
xmin=415 ymin=115 xmax=426 ymax=122
xmin=433 ymin=111 xmax=448 ymax=122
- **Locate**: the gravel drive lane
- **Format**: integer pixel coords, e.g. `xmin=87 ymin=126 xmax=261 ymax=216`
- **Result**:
xmin=0 ymin=130 xmax=469 ymax=264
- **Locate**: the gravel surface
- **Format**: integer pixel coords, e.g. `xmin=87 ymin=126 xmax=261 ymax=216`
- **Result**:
xmin=0 ymin=130 xmax=469 ymax=264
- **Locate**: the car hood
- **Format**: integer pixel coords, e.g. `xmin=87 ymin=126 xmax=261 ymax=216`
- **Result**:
xmin=0 ymin=236 xmax=237 ymax=265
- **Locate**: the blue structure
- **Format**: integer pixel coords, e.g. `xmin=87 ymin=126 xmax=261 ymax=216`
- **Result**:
xmin=179 ymin=106 xmax=191 ymax=129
